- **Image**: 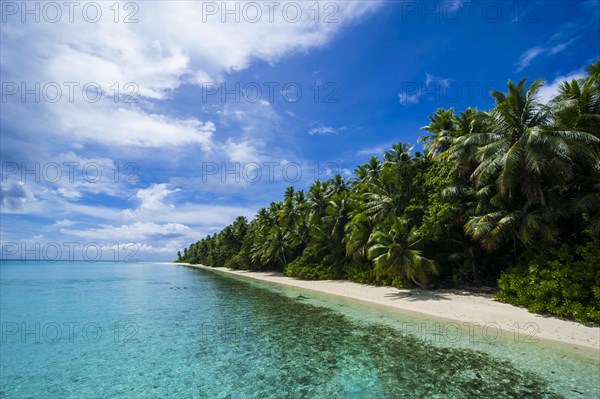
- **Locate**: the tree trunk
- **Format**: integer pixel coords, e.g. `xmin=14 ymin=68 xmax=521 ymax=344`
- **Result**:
xmin=411 ymin=276 xmax=426 ymax=288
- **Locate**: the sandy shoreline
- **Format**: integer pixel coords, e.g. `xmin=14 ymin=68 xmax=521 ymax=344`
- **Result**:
xmin=175 ymin=263 xmax=599 ymax=350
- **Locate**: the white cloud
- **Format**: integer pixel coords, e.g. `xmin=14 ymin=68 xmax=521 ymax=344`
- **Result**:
xmin=308 ymin=125 xmax=348 ymax=135
xmin=516 ymin=39 xmax=575 ymax=72
xmin=548 ymin=43 xmax=568 ymax=55
xmin=51 ymin=219 xmax=77 ymax=228
xmin=124 ymin=202 xmax=257 ymax=226
xmin=223 ymin=139 xmax=262 ymax=163
xmin=135 ymin=183 xmax=180 ymax=212
xmin=0 ymin=181 xmax=38 ymax=211
xmin=2 ymin=1 xmax=382 ymax=150
xmin=58 ymin=187 xmax=81 ymax=199
xmin=43 ymin=201 xmax=125 ymax=221
xmin=0 ymin=1 xmax=383 ymax=260
xmin=425 ymin=73 xmax=451 ymax=88
xmin=53 ymin=152 xmax=138 ymax=197
xmin=0 ymin=151 xmax=143 ymax=216
xmin=50 ymin=103 xmax=216 ymax=149
xmin=538 ymin=71 xmax=586 ymax=104
xmin=398 ymin=92 xmax=420 ymax=105
xmin=398 ymin=73 xmax=452 ymax=106
xmin=357 ymin=147 xmax=385 ymax=157
xmin=61 ymin=221 xmax=192 ymax=241
xmin=122 ymin=183 xmax=256 ymax=225
xmin=357 ymin=140 xmax=397 ymax=157
xmin=516 ymin=47 xmax=545 ymax=71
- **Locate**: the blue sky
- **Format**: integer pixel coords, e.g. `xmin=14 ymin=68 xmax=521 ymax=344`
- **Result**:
xmin=1 ymin=0 xmax=599 ymax=261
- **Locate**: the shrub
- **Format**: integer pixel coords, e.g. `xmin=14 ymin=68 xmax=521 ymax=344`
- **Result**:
xmin=224 ymin=253 xmax=247 ymax=270
xmin=284 ymin=259 xmax=338 ymax=280
xmin=345 ymin=260 xmax=376 ymax=284
xmin=496 ymin=238 xmax=600 ymax=324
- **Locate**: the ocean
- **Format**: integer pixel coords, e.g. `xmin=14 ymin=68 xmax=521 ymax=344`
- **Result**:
xmin=1 ymin=261 xmax=598 ymax=398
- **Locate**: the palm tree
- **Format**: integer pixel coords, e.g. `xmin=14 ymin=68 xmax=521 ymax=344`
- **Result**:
xmin=551 ymin=76 xmax=600 ymax=142
xmin=307 ymin=181 xmax=329 ymax=225
xmin=251 ymin=226 xmax=290 ymax=270
xmin=549 ymin=70 xmax=600 ymax=235
xmin=328 ymin=174 xmax=348 ymax=197
xmin=364 ymin=156 xmax=382 ymax=181
xmin=368 ymin=218 xmax=438 ymax=287
xmin=280 ymin=186 xmax=297 ymax=227
xmin=465 ymin=196 xmax=558 ymax=253
xmin=463 ymin=79 xmax=598 ymax=250
xmin=291 ymin=190 xmax=310 ymax=246
xmin=419 ymin=108 xmax=456 ymax=158
xmin=324 ymin=192 xmax=350 ymax=242
xmin=344 ymin=211 xmax=374 ymax=259
xmin=469 ymin=79 xmax=555 ymax=204
xmin=384 ymin=142 xmax=412 ymax=164
xmin=448 ymin=108 xmax=486 ymax=176
xmin=363 ymin=163 xmax=413 ymax=223
xmin=586 ymin=59 xmax=600 ymax=77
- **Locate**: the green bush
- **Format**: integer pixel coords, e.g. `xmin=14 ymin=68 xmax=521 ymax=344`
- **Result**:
xmin=284 ymin=259 xmax=338 ymax=280
xmin=345 ymin=260 xmax=376 ymax=284
xmin=344 ymin=260 xmax=410 ymax=288
xmin=224 ymin=253 xmax=246 ymax=270
xmin=496 ymin=238 xmax=600 ymax=324
xmin=283 ymin=243 xmax=344 ymax=280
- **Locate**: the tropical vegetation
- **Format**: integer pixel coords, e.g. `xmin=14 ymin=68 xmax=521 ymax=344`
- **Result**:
xmin=178 ymin=60 xmax=600 ymax=323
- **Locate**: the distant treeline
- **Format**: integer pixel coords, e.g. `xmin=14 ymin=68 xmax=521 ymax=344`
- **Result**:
xmin=179 ymin=61 xmax=600 ymax=323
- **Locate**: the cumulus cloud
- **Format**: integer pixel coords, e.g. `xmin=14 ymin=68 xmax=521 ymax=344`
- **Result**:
xmin=0 ymin=151 xmax=142 ymax=215
xmin=0 ymin=1 xmax=382 ymax=260
xmin=2 ymin=1 xmax=382 ymax=149
xmin=135 ymin=184 xmax=181 ymax=212
xmin=50 ymin=103 xmax=216 ymax=149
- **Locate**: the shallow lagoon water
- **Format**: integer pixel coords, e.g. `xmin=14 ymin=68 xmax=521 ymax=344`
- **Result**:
xmin=1 ymin=261 xmax=598 ymax=398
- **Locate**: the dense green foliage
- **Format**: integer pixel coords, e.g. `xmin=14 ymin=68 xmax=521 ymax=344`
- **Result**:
xmin=178 ymin=61 xmax=600 ymax=322
xmin=496 ymin=237 xmax=600 ymax=323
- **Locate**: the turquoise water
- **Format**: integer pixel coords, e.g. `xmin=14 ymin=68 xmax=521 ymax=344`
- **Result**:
xmin=0 ymin=261 xmax=598 ymax=398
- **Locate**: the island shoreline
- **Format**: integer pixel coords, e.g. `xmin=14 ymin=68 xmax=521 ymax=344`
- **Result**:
xmin=173 ymin=262 xmax=600 ymax=350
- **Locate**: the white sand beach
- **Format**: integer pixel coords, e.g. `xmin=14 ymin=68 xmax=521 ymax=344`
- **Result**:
xmin=177 ymin=263 xmax=600 ymax=350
